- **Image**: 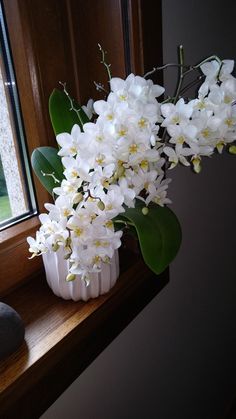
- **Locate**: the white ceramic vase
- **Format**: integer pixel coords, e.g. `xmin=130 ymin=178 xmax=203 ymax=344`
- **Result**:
xmin=42 ymin=248 xmax=119 ymax=302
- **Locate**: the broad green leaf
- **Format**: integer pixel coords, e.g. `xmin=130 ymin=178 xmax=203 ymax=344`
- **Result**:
xmin=31 ymin=146 xmax=64 ymax=195
xmin=49 ymin=88 xmax=90 ymax=135
xmin=119 ymin=202 xmax=181 ymax=274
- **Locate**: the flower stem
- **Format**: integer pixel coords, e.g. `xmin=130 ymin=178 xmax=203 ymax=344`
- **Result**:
xmin=59 ymin=81 xmax=84 ymax=127
xmin=144 ymin=63 xmax=189 ymax=78
xmin=179 ymin=75 xmax=204 ymax=96
xmin=93 ymin=81 xmax=109 ymax=94
xmin=98 ymin=43 xmax=112 ymax=81
xmin=173 ymin=45 xmax=185 ymax=104
xmin=183 ymin=54 xmax=222 ymax=76
xmin=114 ymin=219 xmax=135 ymax=227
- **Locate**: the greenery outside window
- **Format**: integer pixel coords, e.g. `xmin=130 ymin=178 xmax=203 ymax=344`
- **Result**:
xmin=0 ymin=1 xmax=37 ymax=230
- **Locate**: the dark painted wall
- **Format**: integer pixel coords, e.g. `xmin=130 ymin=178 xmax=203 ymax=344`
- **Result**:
xmin=41 ymin=1 xmax=236 ymax=418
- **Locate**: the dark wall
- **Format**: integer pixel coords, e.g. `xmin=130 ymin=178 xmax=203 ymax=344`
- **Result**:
xmin=41 ymin=1 xmax=236 ymax=418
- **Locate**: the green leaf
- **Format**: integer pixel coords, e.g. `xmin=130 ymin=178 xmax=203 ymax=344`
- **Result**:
xmin=119 ymin=202 xmax=182 ymax=275
xmin=31 ymin=146 xmax=64 ymax=195
xmin=49 ymin=88 xmax=90 ymax=135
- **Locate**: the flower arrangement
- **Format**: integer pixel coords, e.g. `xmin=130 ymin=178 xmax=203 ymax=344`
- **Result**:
xmin=27 ymin=46 xmax=236 ymax=283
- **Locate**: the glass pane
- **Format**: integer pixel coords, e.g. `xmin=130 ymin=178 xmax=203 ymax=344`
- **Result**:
xmin=0 ymin=2 xmax=36 ymax=229
xmin=0 ymin=154 xmax=11 ymax=222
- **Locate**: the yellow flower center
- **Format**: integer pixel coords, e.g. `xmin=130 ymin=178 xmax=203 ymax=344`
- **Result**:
xmin=69 ymin=146 xmax=77 ymax=154
xmin=171 ymin=116 xmax=180 ymax=124
xmin=93 ymin=255 xmax=101 ymax=265
xmin=119 ymin=94 xmax=127 ymax=101
xmin=197 ymin=101 xmax=205 ymax=110
xmin=106 ymin=113 xmax=114 ymax=121
xmin=105 ymin=204 xmax=113 ymax=211
xmin=94 ymin=240 xmax=109 ymax=247
xmin=201 ymin=128 xmax=210 ymax=138
xmin=140 ymin=160 xmax=148 ymax=170
xmin=63 ymin=208 xmax=70 ymax=217
xmin=177 ymin=136 xmax=185 ymax=144
xmin=65 ymin=185 xmax=75 ymax=193
xmin=74 ymin=227 xmax=83 ymax=237
xmin=71 ymin=170 xmax=78 ymax=178
xmin=96 ymin=154 xmax=105 ymax=165
xmin=138 ymin=117 xmax=148 ymax=129
xmin=117 ymin=128 xmax=127 ymax=137
xmin=105 ymin=220 xmax=113 ymax=229
xmin=225 ymin=118 xmax=234 ymax=127
xmin=129 ymin=143 xmax=138 ymax=154
xmin=102 ymin=179 xmax=110 ymax=188
xmin=224 ymin=95 xmax=232 ymax=104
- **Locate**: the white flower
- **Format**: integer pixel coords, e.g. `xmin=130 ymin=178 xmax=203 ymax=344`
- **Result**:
xmin=219 ymin=60 xmax=235 ymax=81
xmin=90 ymin=164 xmax=115 ymax=189
xmin=45 ymin=195 xmax=73 ymax=220
xmin=94 ymin=94 xmax=126 ymax=123
xmin=27 ymin=232 xmax=47 ymax=256
xmin=161 ymin=98 xmax=193 ymax=127
xmin=167 ymin=122 xmax=198 ymax=152
xmin=82 ymin=98 xmax=94 ymax=119
xmin=200 ymin=60 xmax=220 ymax=80
xmin=144 ymin=175 xmax=171 ymax=207
xmin=53 ymin=178 xmax=82 ymax=199
xmin=110 ymin=74 xmax=165 ymax=103
xmin=208 ymin=79 xmax=236 ymax=106
xmin=96 ymin=188 xmax=125 ymax=218
xmin=67 ymin=213 xmax=92 ymax=243
xmin=56 ymin=124 xmax=82 ymax=156
xmin=163 ymin=146 xmax=193 ymax=169
xmin=36 ymin=213 xmax=69 ymax=251
xmin=111 ymin=178 xmax=136 ymax=208
xmin=199 ymin=60 xmax=220 ymax=97
xmin=132 ymin=169 xmax=158 ymax=195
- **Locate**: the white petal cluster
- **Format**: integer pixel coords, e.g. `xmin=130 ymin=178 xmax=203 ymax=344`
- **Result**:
xmin=28 ymin=74 xmax=168 ymax=281
xmin=28 ymin=60 xmax=236 ymax=280
xmin=162 ymin=60 xmax=236 ymax=172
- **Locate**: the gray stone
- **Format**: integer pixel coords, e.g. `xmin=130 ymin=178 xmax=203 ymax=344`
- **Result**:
xmin=0 ymin=302 xmax=25 ymax=360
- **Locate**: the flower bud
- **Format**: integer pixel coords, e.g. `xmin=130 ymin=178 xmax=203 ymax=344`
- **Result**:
xmin=97 ymin=200 xmax=105 ymax=210
xmin=73 ymin=192 xmax=83 ymax=204
xmin=64 ymin=253 xmax=71 ymax=260
xmin=66 ymin=273 xmax=76 ymax=282
xmin=52 ymin=243 xmax=60 ymax=252
xmin=103 ymin=256 xmax=110 ymax=264
xmin=192 ymin=157 xmax=201 ymax=174
xmin=229 ymin=145 xmax=236 ymax=155
xmin=28 ymin=252 xmax=37 ymax=259
xmin=66 ymin=237 xmax=71 ymax=246
xmin=142 ymin=207 xmax=149 ymax=215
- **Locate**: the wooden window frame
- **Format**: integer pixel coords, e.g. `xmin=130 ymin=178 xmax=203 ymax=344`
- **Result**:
xmin=0 ymin=0 xmax=50 ymax=294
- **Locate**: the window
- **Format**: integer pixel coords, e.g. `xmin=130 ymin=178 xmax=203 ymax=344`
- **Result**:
xmin=0 ymin=2 xmax=37 ymax=229
xmin=0 ymin=0 xmax=52 ymax=294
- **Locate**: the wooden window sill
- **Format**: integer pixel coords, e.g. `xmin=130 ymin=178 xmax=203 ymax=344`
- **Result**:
xmin=0 ymin=249 xmax=168 ymax=419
